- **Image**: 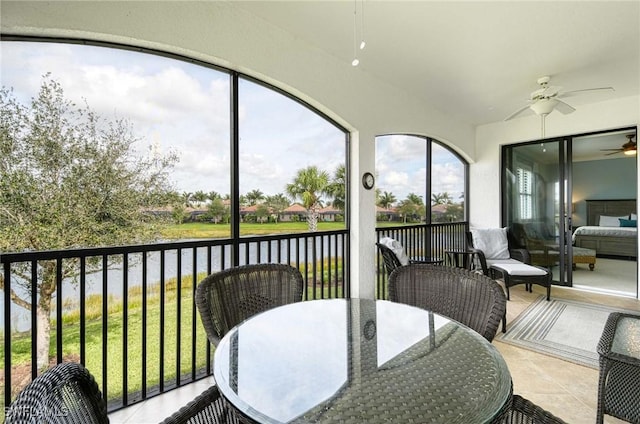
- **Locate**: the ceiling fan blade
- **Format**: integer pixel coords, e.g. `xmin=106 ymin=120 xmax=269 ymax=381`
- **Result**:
xmin=605 ymin=150 xmax=623 ymax=156
xmin=558 ymin=87 xmax=615 ymax=98
xmin=554 ymin=98 xmax=576 ymax=115
xmin=600 ymin=148 xmax=623 ymax=151
xmin=504 ymin=104 xmax=532 ymax=121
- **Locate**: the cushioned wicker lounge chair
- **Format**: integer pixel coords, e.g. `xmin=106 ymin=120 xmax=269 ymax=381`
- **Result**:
xmin=195 ymin=263 xmax=304 ymax=346
xmin=467 ymin=229 xmax=552 ymax=301
xmin=388 ymin=264 xmax=506 ymax=342
xmin=161 ymin=385 xmax=240 ymax=424
xmin=501 ymin=394 xmax=567 ymax=423
xmin=5 ymin=362 xmax=108 ymax=424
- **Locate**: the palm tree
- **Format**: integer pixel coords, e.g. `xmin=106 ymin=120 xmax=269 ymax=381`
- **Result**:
xmin=192 ymin=190 xmax=208 ymax=207
xmin=286 ymin=166 xmax=330 ymax=232
xmin=245 ymin=189 xmax=265 ymax=206
xmin=406 ymin=192 xmax=424 ymax=205
xmin=431 ymin=192 xmax=452 ymax=205
xmin=326 ymin=164 xmax=346 ymax=211
xmin=181 ymin=191 xmax=193 ymax=207
xmin=378 ymin=191 xmax=397 ymax=209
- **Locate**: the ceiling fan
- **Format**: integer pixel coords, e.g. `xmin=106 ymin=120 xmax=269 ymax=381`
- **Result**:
xmin=601 ymin=134 xmax=637 ymax=156
xmin=504 ymin=76 xmax=615 ymax=122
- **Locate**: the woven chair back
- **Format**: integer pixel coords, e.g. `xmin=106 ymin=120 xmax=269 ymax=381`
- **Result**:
xmin=161 ymin=385 xmax=240 ymax=424
xmin=376 ymin=242 xmax=403 ymax=277
xmin=195 ymin=263 xmax=304 ymax=346
xmin=5 ymin=362 xmax=108 ymax=424
xmin=501 ymin=394 xmax=568 ymax=423
xmin=388 ymin=264 xmax=506 ymax=342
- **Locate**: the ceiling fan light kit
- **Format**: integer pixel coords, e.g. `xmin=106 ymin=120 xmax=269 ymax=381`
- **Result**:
xmin=600 ymin=134 xmax=637 ymax=156
xmin=504 ymin=75 xmax=615 ymax=122
xmin=530 ymin=98 xmax=557 ymax=116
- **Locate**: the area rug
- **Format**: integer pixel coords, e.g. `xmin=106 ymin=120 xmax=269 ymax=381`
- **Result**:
xmin=495 ymin=296 xmax=639 ymax=369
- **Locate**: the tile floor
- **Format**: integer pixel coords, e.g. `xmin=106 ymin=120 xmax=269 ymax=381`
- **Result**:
xmin=108 ymin=284 xmax=640 ymax=424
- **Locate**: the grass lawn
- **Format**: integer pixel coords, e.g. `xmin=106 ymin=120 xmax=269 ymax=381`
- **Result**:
xmin=160 ymin=221 xmax=346 ymax=239
xmin=1 ymin=274 xmax=211 ymax=409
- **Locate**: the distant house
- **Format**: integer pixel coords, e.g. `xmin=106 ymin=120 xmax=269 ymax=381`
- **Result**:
xmin=280 ymin=203 xmax=307 ymax=222
xmin=431 ymin=203 xmax=448 ymax=219
xmin=376 ymin=205 xmax=399 ymax=222
xmin=240 ymin=204 xmax=273 ymax=223
xmin=318 ymin=204 xmax=342 ymax=222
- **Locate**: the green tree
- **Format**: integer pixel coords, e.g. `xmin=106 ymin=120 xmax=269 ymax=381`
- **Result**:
xmin=245 ymin=189 xmax=265 ymax=206
xmin=286 ymin=166 xmax=329 ymax=232
xmin=265 ymin=193 xmax=289 ymax=223
xmin=181 ymin=191 xmax=193 ymax=207
xmin=0 ymin=76 xmax=177 ymax=369
xmin=192 ymin=190 xmax=208 ymax=207
xmin=431 ymin=192 xmax=452 ymax=205
xmin=255 ymin=204 xmax=270 ymax=223
xmin=326 ymin=164 xmax=346 ymax=211
xmin=398 ymin=199 xmax=419 ymax=223
xmin=377 ymin=191 xmax=397 ymax=209
xmin=206 ymin=197 xmax=228 ymax=224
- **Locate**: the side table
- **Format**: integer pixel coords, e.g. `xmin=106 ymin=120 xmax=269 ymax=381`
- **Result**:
xmin=445 ymin=249 xmax=482 ymax=271
xmin=596 ymin=312 xmax=640 ymax=424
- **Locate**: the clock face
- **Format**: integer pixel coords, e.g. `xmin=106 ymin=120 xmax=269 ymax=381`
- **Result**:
xmin=362 ymin=172 xmax=375 ymax=190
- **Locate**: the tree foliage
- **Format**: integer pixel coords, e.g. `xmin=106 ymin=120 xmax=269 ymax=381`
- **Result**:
xmin=285 ymin=165 xmax=330 ymax=232
xmin=0 ymin=75 xmax=178 ymax=368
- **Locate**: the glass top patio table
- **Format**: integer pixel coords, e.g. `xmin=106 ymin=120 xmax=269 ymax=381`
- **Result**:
xmin=213 ymin=298 xmax=512 ymax=423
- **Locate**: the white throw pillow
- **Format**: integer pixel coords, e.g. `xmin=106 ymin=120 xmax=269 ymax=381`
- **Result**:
xmin=631 ymin=213 xmax=637 ymax=220
xmin=470 ymin=228 xmax=510 ymax=260
xmin=598 ymin=215 xmax=627 ymax=227
xmin=379 ymin=237 xmax=409 ymax=265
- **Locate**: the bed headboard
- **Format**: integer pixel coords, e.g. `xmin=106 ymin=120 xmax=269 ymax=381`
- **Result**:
xmin=586 ymin=199 xmax=637 ymax=226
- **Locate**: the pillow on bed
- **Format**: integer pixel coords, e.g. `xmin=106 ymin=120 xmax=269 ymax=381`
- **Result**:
xmin=619 ymin=218 xmax=637 ymax=228
xmin=631 ymin=213 xmax=638 ymax=220
xmin=599 ymin=215 xmax=628 ymax=227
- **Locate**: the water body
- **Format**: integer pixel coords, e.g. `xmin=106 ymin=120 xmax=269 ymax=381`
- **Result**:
xmin=2 ymin=237 xmax=346 ymax=331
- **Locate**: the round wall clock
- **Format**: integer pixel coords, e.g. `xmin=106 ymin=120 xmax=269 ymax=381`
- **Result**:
xmin=362 ymin=172 xmax=375 ymax=190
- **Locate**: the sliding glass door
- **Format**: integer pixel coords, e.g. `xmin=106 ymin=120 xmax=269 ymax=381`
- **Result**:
xmin=502 ymin=138 xmax=573 ymax=285
xmin=503 ymin=127 xmax=638 ymax=297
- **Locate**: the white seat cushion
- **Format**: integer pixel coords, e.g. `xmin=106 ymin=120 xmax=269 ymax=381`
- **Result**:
xmin=490 ymin=263 xmax=548 ymax=276
xmin=379 ymin=237 xmax=409 ymax=266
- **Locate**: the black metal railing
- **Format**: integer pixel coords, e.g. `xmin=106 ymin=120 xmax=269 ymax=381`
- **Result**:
xmin=1 ymin=222 xmax=466 ymax=416
xmin=375 ymin=222 xmax=469 ymax=299
xmin=1 ymin=230 xmax=348 ymax=414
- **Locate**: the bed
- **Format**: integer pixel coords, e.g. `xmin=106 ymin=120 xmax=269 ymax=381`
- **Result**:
xmin=572 ymin=199 xmax=637 ymax=259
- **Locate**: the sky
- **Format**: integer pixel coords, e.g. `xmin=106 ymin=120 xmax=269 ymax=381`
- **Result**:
xmin=1 ymin=40 xmax=464 ymax=204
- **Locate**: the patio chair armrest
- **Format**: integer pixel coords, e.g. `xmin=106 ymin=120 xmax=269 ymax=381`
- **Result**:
xmin=509 ymin=248 xmax=531 ymax=264
xmin=468 ymin=247 xmax=490 ymax=275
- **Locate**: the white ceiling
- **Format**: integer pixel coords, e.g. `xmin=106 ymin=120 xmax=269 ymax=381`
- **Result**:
xmin=233 ymin=1 xmax=640 ymax=129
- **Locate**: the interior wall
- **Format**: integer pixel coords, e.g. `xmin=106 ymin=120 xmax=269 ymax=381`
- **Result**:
xmin=572 ymin=157 xmax=637 ymax=227
xmin=472 ymin=96 xmax=639 ymax=229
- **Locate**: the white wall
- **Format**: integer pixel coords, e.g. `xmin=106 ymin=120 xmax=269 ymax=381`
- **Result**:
xmin=472 ymin=96 xmax=639 ymax=228
xmin=1 ymin=0 xmax=477 ymax=298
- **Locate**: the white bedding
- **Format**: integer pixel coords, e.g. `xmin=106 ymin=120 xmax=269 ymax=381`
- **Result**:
xmin=572 ymin=226 xmax=637 ymax=242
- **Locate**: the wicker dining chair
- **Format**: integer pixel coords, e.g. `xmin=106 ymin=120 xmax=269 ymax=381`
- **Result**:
xmin=388 ymin=264 xmax=506 ymax=342
xmin=376 ymin=242 xmax=403 ymax=277
xmin=195 ymin=263 xmax=304 ymax=346
xmin=161 ymin=385 xmax=241 ymax=424
xmin=501 ymin=394 xmax=567 ymax=423
xmin=5 ymin=362 xmax=108 ymax=424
